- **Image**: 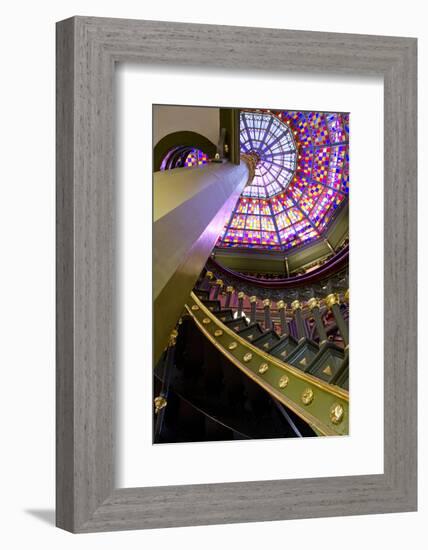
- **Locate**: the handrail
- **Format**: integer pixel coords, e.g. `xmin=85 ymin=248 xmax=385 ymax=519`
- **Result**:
xmin=186 ymin=291 xmax=349 ymax=437
xmin=209 ymin=245 xmax=348 ymax=289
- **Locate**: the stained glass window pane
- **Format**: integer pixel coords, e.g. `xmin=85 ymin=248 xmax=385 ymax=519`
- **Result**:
xmin=245 ymin=215 xmax=261 ymax=230
xmin=327 ymin=145 xmax=347 ymax=189
xmin=312 ymin=147 xmax=330 ymax=183
xmin=240 ymin=111 xmax=297 ymax=199
xmin=230 ymin=214 xmax=246 ymax=229
xmin=326 ymin=113 xmax=346 ymax=144
xmin=307 ymin=112 xmax=329 ymax=146
xmin=260 ymin=216 xmax=275 ymax=231
xmin=275 ymin=211 xmax=291 ymax=230
xmin=287 ymin=207 xmax=304 ymax=224
xmin=247 ymin=200 xmax=260 ymax=215
xmin=184 ymin=149 xmax=209 ymax=167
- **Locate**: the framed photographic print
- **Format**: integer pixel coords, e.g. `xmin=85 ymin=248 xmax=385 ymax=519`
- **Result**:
xmin=56 ymin=16 xmax=417 ymax=532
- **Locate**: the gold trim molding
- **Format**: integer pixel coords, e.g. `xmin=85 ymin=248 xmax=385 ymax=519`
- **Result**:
xmin=185 ymin=292 xmax=349 ymax=437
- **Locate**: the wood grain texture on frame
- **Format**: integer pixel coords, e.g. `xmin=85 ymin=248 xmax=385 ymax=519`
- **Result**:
xmin=56 ymin=16 xmax=417 ymax=532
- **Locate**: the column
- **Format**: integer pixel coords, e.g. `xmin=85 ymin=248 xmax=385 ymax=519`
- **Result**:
xmin=249 ymin=295 xmax=257 ymax=324
xmin=263 ymin=299 xmax=272 ymax=331
xmin=225 ymin=286 xmax=234 ymax=308
xmin=325 ymin=293 xmax=349 ymax=348
xmin=308 ymin=297 xmax=328 ymax=346
xmin=212 ymin=279 xmax=223 ymax=300
xmin=201 ymin=270 xmax=214 ymax=291
xmin=153 ymin=161 xmax=249 ymax=362
xmin=277 ymin=300 xmax=288 ymax=335
xmin=291 ymin=299 xmax=306 ymax=342
xmin=284 ymin=257 xmax=289 ymax=278
xmin=237 ymin=291 xmax=245 ymax=318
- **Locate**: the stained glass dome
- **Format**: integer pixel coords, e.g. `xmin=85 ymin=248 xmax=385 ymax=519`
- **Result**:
xmin=217 ymin=110 xmax=349 ymax=251
xmin=240 ymin=111 xmax=297 ymax=198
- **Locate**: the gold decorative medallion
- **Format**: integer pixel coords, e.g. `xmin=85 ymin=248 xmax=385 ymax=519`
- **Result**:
xmin=154 ymin=396 xmax=167 ymax=414
xmin=214 ymin=329 xmax=223 ymax=337
xmin=202 ymin=317 xmax=211 ymax=324
xmin=243 ymin=352 xmax=253 ymax=363
xmin=238 ymin=291 xmax=245 ymax=299
xmin=329 ymin=403 xmax=345 ymax=425
xmin=278 ymin=375 xmax=289 ymax=389
xmin=258 ymin=363 xmax=269 ymax=374
xmin=228 ymin=341 xmax=238 ymax=350
xmin=263 ymin=298 xmax=271 ymax=308
xmin=250 ymin=295 xmax=257 ymax=303
xmin=206 ymin=271 xmax=214 ymax=280
xmin=301 ymin=388 xmax=314 ymax=405
xmin=277 ymin=300 xmax=285 ymax=310
xmin=191 ymin=304 xmax=199 ymax=311
xmin=226 ymin=286 xmax=234 ymax=293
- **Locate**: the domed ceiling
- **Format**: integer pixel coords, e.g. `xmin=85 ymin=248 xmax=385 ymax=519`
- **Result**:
xmin=217 ymin=109 xmax=349 ymax=251
xmin=240 ymin=111 xmax=297 ymax=198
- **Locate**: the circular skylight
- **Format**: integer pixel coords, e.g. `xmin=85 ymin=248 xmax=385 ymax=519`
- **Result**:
xmin=218 ymin=110 xmax=349 ymax=251
xmin=240 ymin=111 xmax=297 ymax=199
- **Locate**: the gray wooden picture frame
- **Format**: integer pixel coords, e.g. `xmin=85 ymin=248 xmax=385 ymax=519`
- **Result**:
xmin=56 ymin=16 xmax=417 ymax=533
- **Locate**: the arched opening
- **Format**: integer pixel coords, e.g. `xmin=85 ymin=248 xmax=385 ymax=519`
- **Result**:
xmin=153 ymin=130 xmax=217 ymax=171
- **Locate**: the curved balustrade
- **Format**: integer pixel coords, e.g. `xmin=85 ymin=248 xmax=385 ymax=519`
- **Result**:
xmin=154 ymin=265 xmax=350 ymax=441
xmin=154 ymin=299 xmax=316 ymax=442
xmin=185 ymin=292 xmax=349 ymax=436
xmin=200 ymin=270 xmax=349 ymax=350
xmin=208 ymin=244 xmax=349 ymax=289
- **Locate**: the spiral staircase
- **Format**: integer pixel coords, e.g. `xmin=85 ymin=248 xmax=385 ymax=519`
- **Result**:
xmin=154 ymin=260 xmax=349 ymax=443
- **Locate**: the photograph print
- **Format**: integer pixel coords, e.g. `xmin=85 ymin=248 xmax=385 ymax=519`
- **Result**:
xmin=153 ymin=105 xmax=349 ymax=444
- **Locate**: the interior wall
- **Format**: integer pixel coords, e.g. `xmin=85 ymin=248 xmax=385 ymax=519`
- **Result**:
xmin=153 ymin=105 xmax=220 ymax=146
